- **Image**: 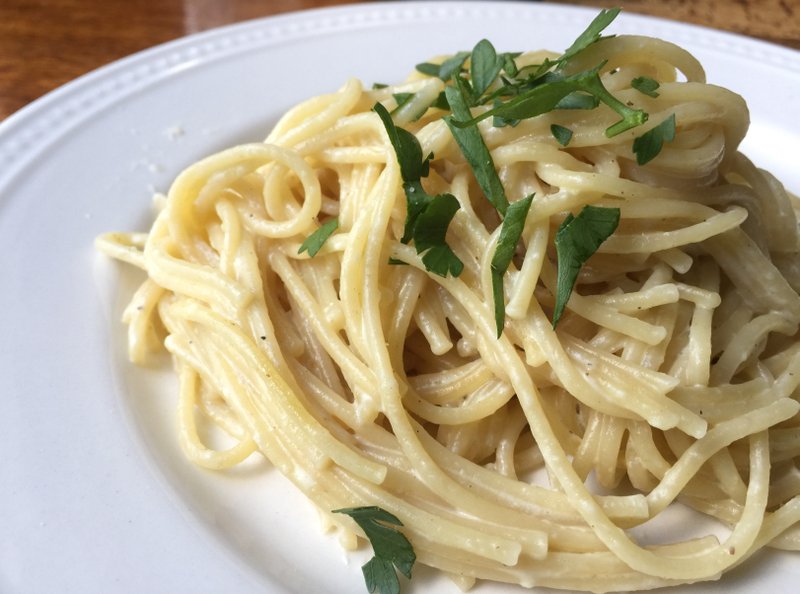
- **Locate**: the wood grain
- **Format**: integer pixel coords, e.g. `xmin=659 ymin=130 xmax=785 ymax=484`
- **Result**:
xmin=1 ymin=0 xmax=798 ymax=121
xmin=563 ymin=0 xmax=800 ymax=48
xmin=0 ymin=0 xmax=356 ymax=120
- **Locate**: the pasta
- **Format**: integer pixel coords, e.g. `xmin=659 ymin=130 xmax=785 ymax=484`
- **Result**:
xmin=97 ymin=14 xmax=800 ymax=593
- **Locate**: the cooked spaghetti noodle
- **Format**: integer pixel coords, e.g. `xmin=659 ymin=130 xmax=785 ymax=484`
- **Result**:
xmin=98 ymin=22 xmax=800 ymax=593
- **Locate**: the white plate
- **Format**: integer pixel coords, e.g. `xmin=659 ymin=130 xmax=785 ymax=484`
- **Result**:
xmin=3 ymin=2 xmax=800 ymax=592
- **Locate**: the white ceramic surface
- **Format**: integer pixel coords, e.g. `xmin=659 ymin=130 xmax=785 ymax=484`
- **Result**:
xmin=3 ymin=2 xmax=800 ymax=592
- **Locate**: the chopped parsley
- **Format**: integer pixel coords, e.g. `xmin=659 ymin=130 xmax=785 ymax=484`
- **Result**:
xmin=444 ymin=80 xmax=509 ymax=215
xmin=491 ymin=194 xmax=534 ymax=336
xmin=416 ymin=51 xmax=470 ymax=80
xmin=449 ymin=65 xmax=648 ymax=138
xmin=550 ymin=124 xmax=574 ymax=146
xmin=631 ymin=76 xmax=660 ymax=97
xmin=333 ymin=506 xmax=416 ymax=594
xmin=392 ymin=92 xmax=415 ymax=110
xmin=559 ymin=7 xmax=621 ymax=65
xmin=553 ymin=205 xmax=620 ymax=327
xmin=298 ymin=218 xmax=338 ymax=257
xmin=374 ymin=102 xmax=464 ymax=277
xmin=469 ymin=39 xmax=506 ymax=97
xmin=632 ymin=113 xmax=676 ymax=165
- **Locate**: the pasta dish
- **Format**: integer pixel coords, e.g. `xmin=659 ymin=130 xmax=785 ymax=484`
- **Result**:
xmin=97 ymin=9 xmax=800 ymax=592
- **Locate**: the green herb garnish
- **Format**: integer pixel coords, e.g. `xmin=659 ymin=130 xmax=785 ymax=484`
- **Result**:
xmin=554 ymin=92 xmax=600 ymax=111
xmin=553 ymin=205 xmax=620 ymax=327
xmin=392 ymin=92 xmax=432 ymax=122
xmin=560 ymin=7 xmax=621 ymax=65
xmin=550 ymin=124 xmax=573 ymax=146
xmin=501 ymin=52 xmax=521 ymax=77
xmin=632 ymin=113 xmax=676 ymax=165
xmin=492 ymin=96 xmax=520 ymax=127
xmin=491 ymin=194 xmax=534 ymax=336
xmin=298 ymin=218 xmax=338 ymax=257
xmin=392 ymin=92 xmax=415 ymax=109
xmin=522 ymin=6 xmax=621 ymax=80
xmin=430 ymin=91 xmax=450 ymax=110
xmin=444 ymin=81 xmax=509 ymax=215
xmin=374 ymin=101 xmax=429 ymax=182
xmin=333 ymin=506 xmax=416 ymax=594
xmin=470 ymin=39 xmax=506 ymax=97
xmin=374 ymin=102 xmax=464 ymax=277
xmin=416 ymin=51 xmax=470 ymax=80
xmin=631 ymin=76 xmax=660 ymax=97
xmin=449 ymin=65 xmax=648 ymax=138
xmin=411 ymin=192 xmax=464 ymax=277
xmin=441 ymin=8 xmax=649 ymax=138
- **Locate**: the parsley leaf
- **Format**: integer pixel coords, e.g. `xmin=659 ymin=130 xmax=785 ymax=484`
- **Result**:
xmin=416 ymin=51 xmax=470 ymax=80
xmin=526 ymin=6 xmax=621 ymax=80
xmin=298 ymin=218 xmax=338 ymax=257
xmin=392 ymin=92 xmax=434 ymax=122
xmin=413 ymin=193 xmax=464 ymax=277
xmin=554 ymin=92 xmax=600 ymax=110
xmin=444 ymin=82 xmax=509 ymax=215
xmin=392 ymin=92 xmax=415 ymax=109
xmin=430 ymin=91 xmax=450 ymax=110
xmin=560 ymin=7 xmax=621 ymax=65
xmin=550 ymin=124 xmax=573 ymax=146
xmin=451 ymin=66 xmax=648 ymax=138
xmin=414 ymin=62 xmax=440 ymax=77
xmin=492 ymin=106 xmax=520 ymax=128
xmin=553 ymin=205 xmax=620 ymax=327
xmin=491 ymin=194 xmax=534 ymax=336
xmin=333 ymin=506 xmax=416 ymax=594
xmin=374 ymin=103 xmax=430 ymax=182
xmin=470 ymin=39 xmax=505 ymax=97
xmin=420 ymin=242 xmax=465 ymax=277
xmin=632 ymin=113 xmax=676 ymax=165
xmin=501 ymin=52 xmax=522 ymax=77
xmin=631 ymin=76 xmax=660 ymax=97
xmin=400 ymin=181 xmax=432 ymax=243
xmin=374 ymin=102 xmax=464 ymax=277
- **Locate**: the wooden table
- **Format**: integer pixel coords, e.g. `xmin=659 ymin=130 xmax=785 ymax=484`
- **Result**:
xmin=1 ymin=0 xmax=798 ymax=121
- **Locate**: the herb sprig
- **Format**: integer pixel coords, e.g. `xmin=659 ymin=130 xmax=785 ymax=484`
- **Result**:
xmin=444 ymin=82 xmax=509 ymax=215
xmin=491 ymin=194 xmax=534 ymax=336
xmin=551 ymin=124 xmax=574 ymax=146
xmin=449 ymin=65 xmax=648 ymax=138
xmin=553 ymin=205 xmax=620 ymax=327
xmin=560 ymin=7 xmax=621 ymax=63
xmin=428 ymin=7 xmax=649 ymax=139
xmin=298 ymin=218 xmax=339 ymax=257
xmin=334 ymin=506 xmax=416 ymax=594
xmin=632 ymin=113 xmax=676 ymax=165
xmin=374 ymin=102 xmax=464 ymax=277
xmin=632 ymin=76 xmax=660 ymax=98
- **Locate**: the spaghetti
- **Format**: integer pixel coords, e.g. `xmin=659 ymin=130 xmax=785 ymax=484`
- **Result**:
xmin=98 ymin=15 xmax=800 ymax=593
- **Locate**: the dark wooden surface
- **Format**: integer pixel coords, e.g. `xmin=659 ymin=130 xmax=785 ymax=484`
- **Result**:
xmin=1 ymin=0 xmax=798 ymax=121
